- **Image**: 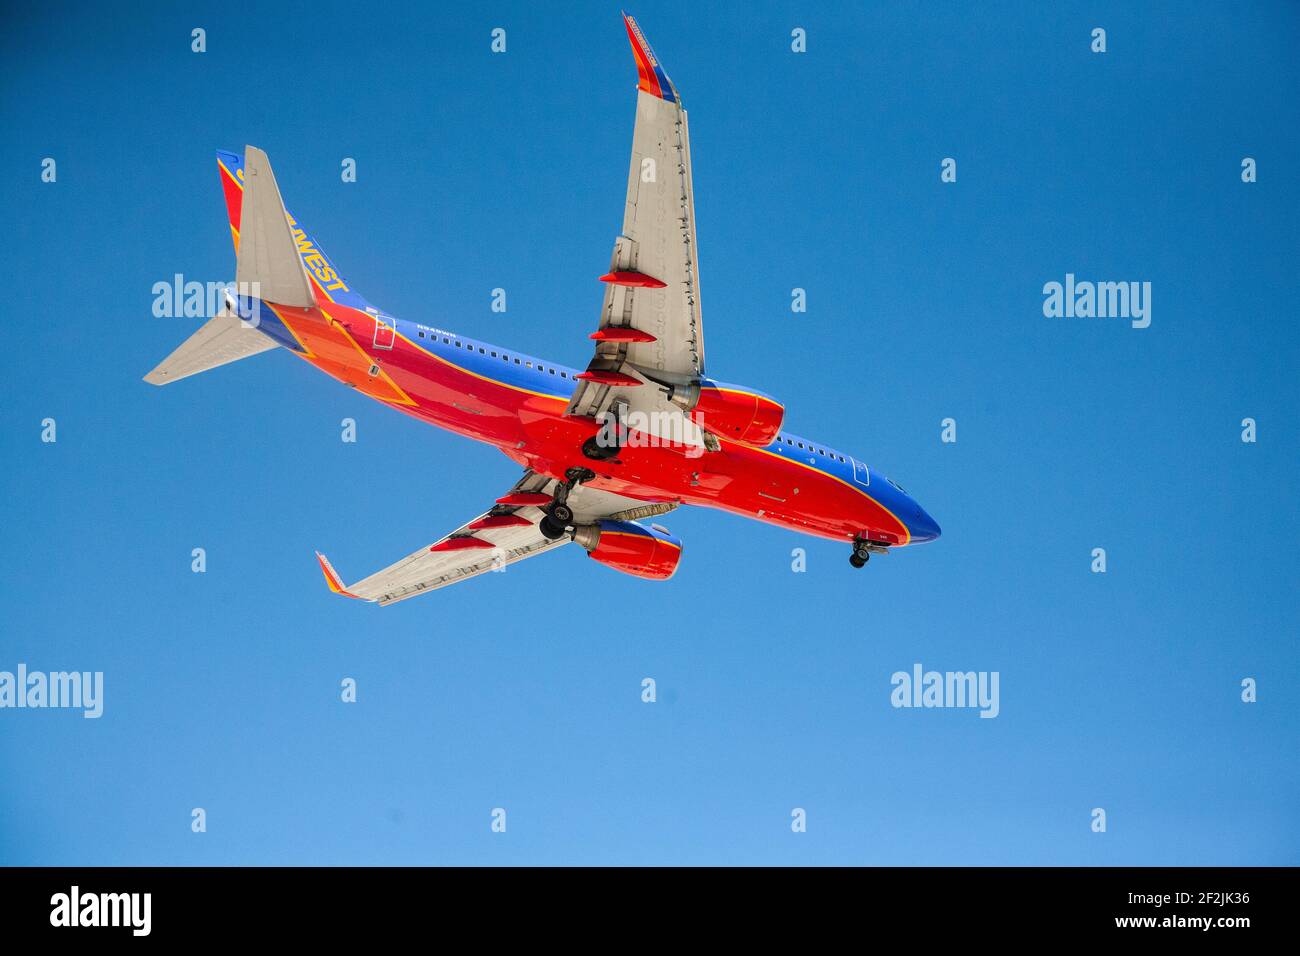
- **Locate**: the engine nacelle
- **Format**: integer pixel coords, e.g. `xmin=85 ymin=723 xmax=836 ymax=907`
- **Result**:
xmin=670 ymin=377 xmax=784 ymax=447
xmin=573 ymin=520 xmax=682 ymax=580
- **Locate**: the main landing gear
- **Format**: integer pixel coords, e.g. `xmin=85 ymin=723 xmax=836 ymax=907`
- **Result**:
xmin=538 ymin=514 xmax=567 ymax=540
xmin=538 ymin=468 xmax=595 ymax=540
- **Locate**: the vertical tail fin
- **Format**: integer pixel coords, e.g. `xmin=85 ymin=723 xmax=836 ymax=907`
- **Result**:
xmin=232 ymin=146 xmax=316 ymax=308
xmin=215 ymin=147 xmax=374 ymax=312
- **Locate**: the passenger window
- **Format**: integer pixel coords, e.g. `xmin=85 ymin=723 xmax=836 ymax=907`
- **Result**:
xmin=442 ymin=337 xmax=450 ymax=344
xmin=479 ymin=347 xmax=485 ymax=354
xmin=514 ymin=358 xmax=521 ymax=364
xmin=491 ymin=351 xmax=497 ymax=358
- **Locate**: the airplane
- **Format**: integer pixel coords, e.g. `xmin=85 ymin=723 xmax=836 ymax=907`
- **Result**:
xmin=144 ymin=14 xmax=940 ymax=606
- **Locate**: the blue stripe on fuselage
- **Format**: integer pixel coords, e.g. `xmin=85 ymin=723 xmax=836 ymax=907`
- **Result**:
xmin=399 ymin=319 xmax=578 ymax=400
xmin=235 ymin=297 xmax=306 ymax=352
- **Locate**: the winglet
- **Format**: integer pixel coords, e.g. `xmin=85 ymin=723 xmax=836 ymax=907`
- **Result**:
xmin=623 ymin=13 xmax=678 ymax=104
xmin=315 ymin=551 xmax=363 ymax=599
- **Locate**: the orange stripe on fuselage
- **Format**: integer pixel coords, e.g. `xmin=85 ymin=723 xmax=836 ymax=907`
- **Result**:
xmin=271 ymin=302 xmax=416 ymax=406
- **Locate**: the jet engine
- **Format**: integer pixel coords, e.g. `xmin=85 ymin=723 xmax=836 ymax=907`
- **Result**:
xmin=668 ymin=377 xmax=783 ymax=447
xmin=572 ymin=520 xmax=682 ymax=580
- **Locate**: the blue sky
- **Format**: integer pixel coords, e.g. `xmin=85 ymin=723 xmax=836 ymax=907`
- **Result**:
xmin=1 ymin=0 xmax=1296 ymax=865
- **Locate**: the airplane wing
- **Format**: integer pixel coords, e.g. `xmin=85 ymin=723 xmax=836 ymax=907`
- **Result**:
xmin=566 ymin=15 xmax=708 ymax=449
xmin=316 ymin=470 xmax=675 ymax=606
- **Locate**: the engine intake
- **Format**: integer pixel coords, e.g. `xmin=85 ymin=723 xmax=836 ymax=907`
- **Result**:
xmin=573 ymin=519 xmax=682 ymax=580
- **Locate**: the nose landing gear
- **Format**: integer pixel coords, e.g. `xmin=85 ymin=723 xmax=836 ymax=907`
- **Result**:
xmin=849 ymin=535 xmax=887 ymax=569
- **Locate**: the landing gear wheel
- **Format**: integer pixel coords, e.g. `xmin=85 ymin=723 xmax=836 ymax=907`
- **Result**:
xmin=850 ymin=540 xmax=872 ymax=568
xmin=549 ymin=503 xmax=573 ymax=525
xmin=538 ymin=514 xmax=567 ymax=540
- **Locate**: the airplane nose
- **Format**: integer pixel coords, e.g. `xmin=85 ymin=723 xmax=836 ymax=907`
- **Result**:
xmin=908 ymin=502 xmax=942 ymax=543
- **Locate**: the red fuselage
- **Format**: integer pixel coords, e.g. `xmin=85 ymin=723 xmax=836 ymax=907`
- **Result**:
xmin=254 ymin=298 xmax=940 ymax=550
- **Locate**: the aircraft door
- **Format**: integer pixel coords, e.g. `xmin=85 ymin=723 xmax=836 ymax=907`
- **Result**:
xmin=850 ymin=457 xmax=870 ymax=487
xmin=373 ymin=314 xmax=395 ymax=350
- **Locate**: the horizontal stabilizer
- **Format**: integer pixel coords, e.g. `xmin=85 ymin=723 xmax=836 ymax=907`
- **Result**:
xmin=235 ymin=146 xmax=315 ymax=308
xmin=144 ymin=309 xmax=277 ymax=385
